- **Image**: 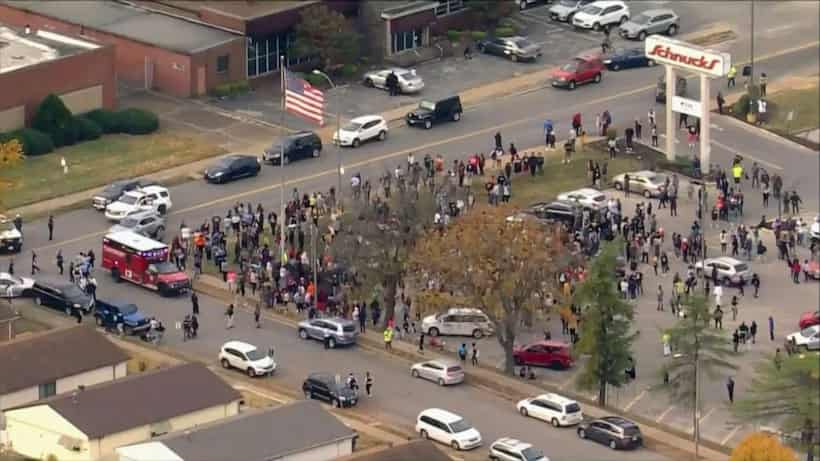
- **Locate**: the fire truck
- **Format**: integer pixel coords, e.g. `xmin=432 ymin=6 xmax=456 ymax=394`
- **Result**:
xmin=102 ymin=230 xmax=190 ymax=296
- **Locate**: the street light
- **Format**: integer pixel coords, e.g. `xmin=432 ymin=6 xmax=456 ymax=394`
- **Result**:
xmin=312 ymin=69 xmax=343 ymax=213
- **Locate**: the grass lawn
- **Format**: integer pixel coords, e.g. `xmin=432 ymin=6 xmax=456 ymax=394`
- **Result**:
xmin=0 ymin=132 xmax=225 ymax=210
xmin=765 ymin=85 xmax=820 ymax=134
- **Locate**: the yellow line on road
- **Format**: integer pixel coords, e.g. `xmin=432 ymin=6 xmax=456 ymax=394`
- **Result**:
xmin=26 ymin=41 xmax=820 ymax=254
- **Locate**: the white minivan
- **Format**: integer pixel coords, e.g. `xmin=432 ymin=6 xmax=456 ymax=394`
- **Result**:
xmin=421 ymin=308 xmax=494 ymax=338
xmin=517 ymin=393 xmax=584 ymax=427
xmin=416 ymin=408 xmax=482 ymax=450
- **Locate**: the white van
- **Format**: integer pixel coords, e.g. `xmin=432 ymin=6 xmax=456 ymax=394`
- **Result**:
xmin=416 ymin=408 xmax=482 ymax=450
xmin=421 ymin=308 xmax=494 ymax=338
xmin=516 ymin=393 xmax=584 ymax=427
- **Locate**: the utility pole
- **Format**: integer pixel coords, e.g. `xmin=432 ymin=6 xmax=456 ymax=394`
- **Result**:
xmin=750 ymin=0 xmax=755 ymax=88
xmin=312 ymin=70 xmax=343 ymax=213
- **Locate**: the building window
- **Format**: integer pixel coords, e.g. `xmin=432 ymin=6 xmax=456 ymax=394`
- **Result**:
xmin=38 ymin=382 xmax=56 ymax=399
xmin=216 ymin=55 xmax=230 ymax=74
xmin=392 ymin=28 xmax=423 ymax=54
xmin=436 ymin=0 xmax=464 ymax=16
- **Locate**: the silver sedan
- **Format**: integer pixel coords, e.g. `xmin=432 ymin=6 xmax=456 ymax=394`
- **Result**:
xmin=362 ymin=68 xmax=425 ymax=94
xmin=0 ymin=272 xmax=34 ymax=297
xmin=410 ymin=359 xmax=465 ymax=386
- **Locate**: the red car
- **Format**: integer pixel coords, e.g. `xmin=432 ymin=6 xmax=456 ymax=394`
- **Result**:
xmin=513 ymin=340 xmax=573 ymax=369
xmin=551 ymin=57 xmax=604 ymax=90
xmin=799 ymin=310 xmax=820 ymax=329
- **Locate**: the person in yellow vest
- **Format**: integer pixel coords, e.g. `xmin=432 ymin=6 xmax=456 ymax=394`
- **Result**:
xmin=727 ymin=65 xmax=737 ymax=88
xmin=383 ymin=327 xmax=393 ymax=351
xmin=732 ymin=163 xmax=744 ymax=188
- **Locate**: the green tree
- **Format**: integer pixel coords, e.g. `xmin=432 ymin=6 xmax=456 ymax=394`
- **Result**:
xmin=734 ymin=352 xmax=820 ymax=460
xmin=293 ymin=4 xmax=361 ymax=72
xmin=464 ymin=0 xmax=515 ymax=27
xmin=658 ymin=295 xmax=736 ymax=457
xmin=574 ymin=240 xmax=637 ymax=406
xmin=32 ymin=94 xmax=77 ymax=147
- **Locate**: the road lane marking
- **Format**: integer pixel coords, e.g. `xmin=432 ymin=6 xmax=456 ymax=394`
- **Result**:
xmin=623 ymin=389 xmax=647 ymax=412
xmin=23 ymin=41 xmax=820 ymax=254
xmin=689 ymin=407 xmax=718 ymax=433
xmin=721 ymin=425 xmax=743 ymax=446
xmin=656 ymin=405 xmax=676 ymax=422
xmin=710 ymin=138 xmax=784 ymax=171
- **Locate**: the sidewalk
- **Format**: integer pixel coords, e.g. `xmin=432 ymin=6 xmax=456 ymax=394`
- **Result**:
xmin=193 ymin=274 xmax=730 ymax=461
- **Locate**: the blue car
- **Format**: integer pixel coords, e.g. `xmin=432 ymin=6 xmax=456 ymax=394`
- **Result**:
xmin=603 ymin=48 xmax=657 ymax=71
xmin=94 ymin=300 xmax=150 ymax=334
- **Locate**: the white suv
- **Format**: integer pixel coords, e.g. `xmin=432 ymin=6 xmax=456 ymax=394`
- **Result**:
xmin=517 ymin=393 xmax=584 ymax=427
xmin=556 ymin=188 xmax=607 ymax=210
xmin=422 ymin=308 xmax=494 ymax=338
xmin=333 ymin=115 xmax=388 ymax=148
xmin=416 ymin=408 xmax=482 ymax=451
xmin=219 ymin=341 xmax=276 ymax=377
xmin=490 ymin=438 xmax=549 ymax=461
xmin=572 ymin=0 xmax=630 ymax=31
xmin=105 ymin=186 xmax=172 ymax=221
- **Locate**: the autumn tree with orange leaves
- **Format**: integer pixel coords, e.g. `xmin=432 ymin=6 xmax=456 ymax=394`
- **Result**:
xmin=0 ymin=139 xmax=24 ymax=211
xmin=731 ymin=432 xmax=797 ymax=461
xmin=409 ymin=206 xmax=574 ymax=375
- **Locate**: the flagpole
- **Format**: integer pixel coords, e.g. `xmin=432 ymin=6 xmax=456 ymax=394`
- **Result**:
xmin=279 ymin=55 xmax=287 ymax=267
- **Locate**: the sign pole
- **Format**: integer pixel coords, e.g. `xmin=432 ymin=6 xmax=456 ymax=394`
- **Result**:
xmin=699 ymin=75 xmax=711 ymax=175
xmin=665 ymin=65 xmax=676 ymax=161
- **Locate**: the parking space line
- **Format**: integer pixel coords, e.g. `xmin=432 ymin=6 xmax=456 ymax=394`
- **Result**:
xmin=558 ymin=375 xmax=575 ymax=390
xmin=623 ymin=389 xmax=647 ymax=412
xmin=656 ymin=405 xmax=676 ymax=423
xmin=721 ymin=425 xmax=744 ymax=446
xmin=699 ymin=407 xmax=717 ymax=424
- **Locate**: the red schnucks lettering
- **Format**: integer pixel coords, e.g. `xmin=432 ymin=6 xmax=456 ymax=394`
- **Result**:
xmin=648 ymin=45 xmax=719 ymax=70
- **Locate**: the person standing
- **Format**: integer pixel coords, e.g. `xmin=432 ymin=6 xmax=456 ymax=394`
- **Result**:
xmin=471 ymin=343 xmax=479 ymax=366
xmin=47 ymin=214 xmax=54 ymax=241
xmin=751 ymin=273 xmax=760 ymax=298
xmin=31 ymin=250 xmax=40 ymax=275
xmin=458 ymin=343 xmax=467 ymax=362
xmin=418 ymin=331 xmax=425 ymax=353
xmin=726 ymin=376 xmax=735 ymax=403
xmin=494 ymin=132 xmax=503 ymax=153
xmin=657 ymin=284 xmax=664 ymax=311
xmin=254 ymin=301 xmax=261 ymax=328
xmin=759 ymin=72 xmax=768 ymax=97
xmin=383 ymin=327 xmax=393 ymax=351
xmin=650 ymin=124 xmax=659 ymax=147
xmin=365 ymin=371 xmax=373 ymax=397
xmin=750 ymin=320 xmax=757 ymax=344
xmin=768 ymin=315 xmax=775 ymax=341
xmin=191 ymin=292 xmax=200 ymax=315
xmin=717 ymin=91 xmax=725 ymax=114
xmin=225 ymin=304 xmax=235 ymax=329
xmin=634 ymin=118 xmax=642 ymax=139
xmin=56 ymin=249 xmax=64 ymax=275
xmin=727 ymin=65 xmax=737 ymax=87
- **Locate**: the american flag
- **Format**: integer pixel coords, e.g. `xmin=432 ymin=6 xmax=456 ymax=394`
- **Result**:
xmin=284 ymin=69 xmax=325 ymax=126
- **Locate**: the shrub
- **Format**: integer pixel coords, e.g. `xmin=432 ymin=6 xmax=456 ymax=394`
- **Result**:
xmin=498 ymin=17 xmax=517 ymax=29
xmin=74 ymin=116 xmax=102 ymax=141
xmin=116 ymin=108 xmax=159 ymax=135
xmin=31 ymin=94 xmax=76 ymax=147
xmin=85 ymin=109 xmax=122 ymax=134
xmin=470 ymin=30 xmax=487 ymax=40
xmin=1 ymin=128 xmax=55 ymax=156
xmin=304 ymin=73 xmax=326 ymax=88
xmin=340 ymin=63 xmax=359 ymax=78
xmin=210 ymin=80 xmax=251 ymax=98
xmin=494 ymin=27 xmax=515 ymax=37
xmin=447 ymin=30 xmax=463 ymax=42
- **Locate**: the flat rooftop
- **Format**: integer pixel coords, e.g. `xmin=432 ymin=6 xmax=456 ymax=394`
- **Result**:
xmin=152 ymin=0 xmax=320 ymax=20
xmin=0 ymin=25 xmax=99 ymax=74
xmin=1 ymin=1 xmax=241 ymax=54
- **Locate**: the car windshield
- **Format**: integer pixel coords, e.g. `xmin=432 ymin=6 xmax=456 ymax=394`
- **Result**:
xmin=560 ymin=62 xmax=579 ymax=71
xmin=559 ymin=0 xmax=577 ymax=5
xmin=631 ymin=13 xmax=652 ymax=24
xmin=396 ymin=71 xmax=412 ymax=79
xmin=342 ymin=324 xmax=356 ymax=333
xmin=119 ymin=217 xmax=139 ymax=228
xmin=215 ymin=158 xmax=235 ymax=168
xmin=119 ymin=304 xmax=138 ymax=315
xmin=245 ymin=348 xmax=267 ymax=361
xmin=103 ymin=182 xmax=127 ymax=194
xmin=419 ymin=101 xmax=436 ymax=111
xmin=582 ymin=6 xmax=602 ymax=15
xmin=522 ymin=447 xmax=546 ymax=461
xmin=733 ymin=263 xmax=749 ymax=273
xmin=118 ymin=195 xmax=139 ymax=205
xmin=566 ymin=402 xmax=582 ymax=413
xmin=449 ymin=419 xmax=473 ymax=433
xmin=63 ymin=285 xmax=86 ymax=300
xmin=801 ymin=327 xmax=817 ymax=337
xmin=592 ymin=195 xmax=606 ymax=202
xmin=154 ymin=262 xmax=179 ymax=274
xmin=646 ymin=174 xmax=665 ymax=184
xmin=513 ymin=38 xmax=533 ymax=48
xmin=342 ymin=122 xmax=363 ymax=131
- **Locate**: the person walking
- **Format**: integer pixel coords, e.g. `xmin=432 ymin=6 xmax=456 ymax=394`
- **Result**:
xmin=383 ymin=327 xmax=393 ymax=351
xmin=56 ymin=249 xmax=64 ymax=275
xmin=730 ymin=295 xmax=739 ymax=321
xmin=727 ymin=65 xmax=737 ymax=87
xmin=733 ymin=329 xmax=740 ymax=352
xmin=714 ymin=305 xmax=724 ymax=329
xmin=30 ymin=250 xmax=40 ymax=275
xmin=47 ymin=214 xmax=54 ymax=241
xmin=458 ymin=343 xmax=467 ymax=363
xmin=358 ymin=303 xmax=367 ymax=333
xmin=365 ymin=371 xmax=373 ymax=397
xmin=657 ymin=284 xmax=664 ymax=311
xmin=225 ymin=304 xmax=235 ymax=329
xmin=768 ymin=315 xmax=775 ymax=341
xmin=471 ymin=343 xmax=480 ymax=366
xmin=418 ymin=331 xmax=425 ymax=353
xmin=720 ymin=229 xmax=728 ymax=254
xmin=750 ymin=320 xmax=757 ymax=344
xmin=191 ymin=292 xmax=200 ymax=315
xmin=717 ymin=91 xmax=725 ymax=114
xmin=751 ymin=273 xmax=760 ymax=298
xmin=254 ymin=302 xmax=261 ymax=328
xmin=726 ymin=376 xmax=735 ymax=403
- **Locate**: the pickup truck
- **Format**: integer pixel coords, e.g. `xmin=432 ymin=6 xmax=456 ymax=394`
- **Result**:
xmin=104 ymin=186 xmax=172 ymax=221
xmin=94 ymin=299 xmax=151 ymax=334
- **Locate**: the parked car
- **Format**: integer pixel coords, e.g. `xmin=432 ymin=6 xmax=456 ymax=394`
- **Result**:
xmin=104 ymin=185 xmax=172 ymax=221
xmin=411 ymin=359 xmax=465 ymax=386
xmin=0 ymin=272 xmax=34 ymax=297
xmin=786 ymin=325 xmax=820 ymax=351
xmin=0 ymin=215 xmax=23 ymax=253
xmin=799 ymin=310 xmax=820 ymax=329
xmin=406 ymin=96 xmax=463 ymax=129
xmin=362 ymin=68 xmax=424 ymax=93
xmin=204 ymin=154 xmax=261 ymax=183
xmin=30 ymin=277 xmax=94 ymax=315
xmin=333 ymin=115 xmax=388 ymax=148
xmin=219 ymin=340 xmax=276 ymax=377
xmin=92 ymin=179 xmax=158 ymax=211
xmin=93 ymin=299 xmax=150 ymax=335
xmin=108 ymin=210 xmax=166 ymax=240
xmin=477 ymin=36 xmax=543 ymax=62
xmin=421 ymin=308 xmax=494 ymax=338
xmin=577 ymin=416 xmax=643 ymax=450
xmin=603 ymin=47 xmax=657 ymax=71
xmin=619 ymin=8 xmax=679 ymax=40
xmin=551 ymin=57 xmax=604 ymax=90
xmin=612 ymin=171 xmax=667 ymax=198
xmin=416 ymin=408 xmax=482 ymax=451
xmin=302 ymin=372 xmax=358 ymax=408
xmin=513 ymin=341 xmax=573 ymax=369
xmin=556 ymin=188 xmax=607 ymax=210
xmin=489 ymin=438 xmax=548 ymax=461
xmin=549 ymin=0 xmax=595 ymax=22
xmin=572 ymin=0 xmax=630 ymax=31
xmin=262 ymin=131 xmax=322 ymax=165
xmin=297 ymin=317 xmax=358 ymax=348
xmin=516 ymin=393 xmax=584 ymax=427
xmin=523 ymin=200 xmax=584 ymax=227
xmin=694 ymin=257 xmax=752 ymax=286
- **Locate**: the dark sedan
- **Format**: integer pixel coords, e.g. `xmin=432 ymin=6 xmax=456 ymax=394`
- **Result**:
xmin=204 ymin=155 xmax=261 ymax=183
xmin=477 ymin=36 xmax=542 ymax=62
xmin=603 ymin=48 xmax=656 ymax=71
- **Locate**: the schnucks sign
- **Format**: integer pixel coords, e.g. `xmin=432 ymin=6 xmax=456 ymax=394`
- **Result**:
xmin=645 ymin=35 xmax=731 ymax=78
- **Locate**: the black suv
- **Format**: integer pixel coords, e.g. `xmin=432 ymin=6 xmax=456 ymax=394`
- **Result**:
xmin=204 ymin=155 xmax=261 ymax=183
xmin=31 ymin=277 xmax=94 ymax=316
xmin=92 ymin=179 xmax=158 ymax=210
xmin=94 ymin=299 xmax=150 ymax=334
xmin=263 ymin=131 xmax=322 ymax=165
xmin=302 ymin=372 xmax=358 ymax=408
xmin=406 ymin=96 xmax=463 ymax=129
xmin=578 ymin=416 xmax=643 ymax=450
xmin=526 ymin=200 xmax=583 ymax=227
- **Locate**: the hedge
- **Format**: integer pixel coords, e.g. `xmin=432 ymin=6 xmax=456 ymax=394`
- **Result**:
xmin=447 ymin=30 xmax=462 ymax=42
xmin=85 ymin=109 xmax=121 ymax=134
xmin=470 ymin=31 xmax=487 ymax=40
xmin=0 ymin=128 xmax=55 ymax=156
xmin=495 ymin=27 xmax=515 ymax=37
xmin=74 ymin=116 xmax=102 ymax=141
xmin=340 ymin=63 xmax=359 ymax=78
xmin=210 ymin=80 xmax=251 ymax=98
xmin=116 ymin=108 xmax=159 ymax=135
xmin=31 ymin=94 xmax=75 ymax=147
xmin=304 ymin=73 xmax=326 ymax=88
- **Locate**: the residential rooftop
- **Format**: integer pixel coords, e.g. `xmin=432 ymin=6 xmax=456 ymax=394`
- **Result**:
xmin=0 ymin=0 xmax=241 ymax=54
xmin=339 ymin=440 xmax=452 ymax=461
xmin=150 ymin=0 xmax=320 ymax=20
xmin=0 ymin=24 xmax=99 ymax=74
